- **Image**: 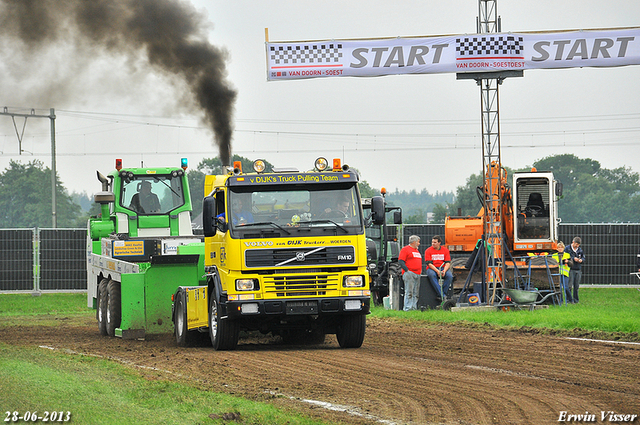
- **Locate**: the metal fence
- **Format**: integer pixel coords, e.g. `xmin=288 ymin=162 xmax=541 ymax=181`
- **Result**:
xmin=1 ymin=224 xmax=639 ymax=291
xmin=397 ymin=223 xmax=640 ymax=285
xmin=0 ymin=229 xmax=34 ymax=291
xmin=0 ymin=228 xmax=86 ymax=291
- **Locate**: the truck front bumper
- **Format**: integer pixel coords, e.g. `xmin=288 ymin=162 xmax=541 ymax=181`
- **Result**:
xmin=224 ymin=296 xmax=370 ymax=320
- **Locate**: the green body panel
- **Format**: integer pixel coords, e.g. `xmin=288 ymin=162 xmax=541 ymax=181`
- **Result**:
xmin=177 ymin=243 xmax=206 ymax=285
xmin=169 ymin=215 xmax=179 ymax=235
xmin=138 ymin=215 xmax=170 ymax=229
xmin=127 ymin=215 xmax=139 ymax=237
xmin=120 ymin=273 xmax=146 ymax=332
xmin=117 ymin=251 xmax=205 ymax=336
xmin=90 ymin=219 xmax=115 ymax=241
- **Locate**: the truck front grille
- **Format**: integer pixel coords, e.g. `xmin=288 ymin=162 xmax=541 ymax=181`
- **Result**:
xmin=263 ymin=274 xmax=340 ymax=297
xmin=245 ymin=246 xmax=355 ymax=268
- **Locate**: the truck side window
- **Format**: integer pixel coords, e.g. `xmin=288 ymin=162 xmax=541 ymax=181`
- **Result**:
xmin=215 ymin=191 xmax=225 ymax=219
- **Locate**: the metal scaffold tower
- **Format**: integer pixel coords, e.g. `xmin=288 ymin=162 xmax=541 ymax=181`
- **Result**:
xmin=457 ymin=0 xmax=523 ymax=304
xmin=478 ymin=0 xmax=504 ymax=303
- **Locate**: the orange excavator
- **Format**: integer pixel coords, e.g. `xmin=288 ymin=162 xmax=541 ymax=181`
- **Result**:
xmin=444 ymin=161 xmax=562 ymax=304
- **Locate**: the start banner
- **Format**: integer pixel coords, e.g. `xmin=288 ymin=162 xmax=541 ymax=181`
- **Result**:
xmin=266 ymin=27 xmax=640 ymax=80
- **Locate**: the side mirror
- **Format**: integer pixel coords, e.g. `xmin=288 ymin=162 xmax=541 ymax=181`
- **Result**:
xmin=371 ymin=196 xmax=385 ymax=226
xmin=393 ymin=210 xmax=402 ymax=225
xmin=203 ymin=196 xmax=216 ymax=237
xmin=216 ymin=216 xmax=228 ymax=233
xmin=555 ymin=182 xmax=563 ymax=197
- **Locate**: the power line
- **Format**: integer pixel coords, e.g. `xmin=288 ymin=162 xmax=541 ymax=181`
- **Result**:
xmin=1 ymin=108 xmax=638 ymax=140
xmin=1 ymin=137 xmax=638 ymax=158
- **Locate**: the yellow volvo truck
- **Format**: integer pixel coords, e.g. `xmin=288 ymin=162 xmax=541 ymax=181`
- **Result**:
xmin=172 ymin=157 xmax=385 ymax=350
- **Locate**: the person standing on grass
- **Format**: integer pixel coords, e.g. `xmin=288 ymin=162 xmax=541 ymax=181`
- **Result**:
xmin=565 ymin=236 xmax=585 ymax=304
xmin=637 ymin=246 xmax=640 ymax=272
xmin=552 ymin=242 xmax=572 ymax=304
xmin=398 ymin=235 xmax=422 ymax=311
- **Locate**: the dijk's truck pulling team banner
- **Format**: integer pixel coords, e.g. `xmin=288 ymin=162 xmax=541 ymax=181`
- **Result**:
xmin=266 ymin=27 xmax=640 ymax=80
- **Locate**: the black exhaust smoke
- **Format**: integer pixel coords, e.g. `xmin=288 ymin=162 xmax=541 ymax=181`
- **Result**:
xmin=0 ymin=0 xmax=236 ymax=164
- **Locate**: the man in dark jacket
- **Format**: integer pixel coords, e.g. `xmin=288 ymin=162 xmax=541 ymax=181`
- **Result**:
xmin=565 ymin=237 xmax=585 ymax=303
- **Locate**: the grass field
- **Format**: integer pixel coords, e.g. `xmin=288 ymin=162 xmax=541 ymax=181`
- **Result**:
xmin=0 ymin=293 xmax=329 ymax=425
xmin=1 ymin=288 xmax=638 ymax=424
xmin=371 ymin=287 xmax=640 ymax=335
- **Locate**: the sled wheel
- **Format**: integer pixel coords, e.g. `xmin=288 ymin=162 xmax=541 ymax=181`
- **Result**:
xmin=105 ymin=280 xmax=121 ymax=337
xmin=97 ymin=278 xmax=109 ymax=336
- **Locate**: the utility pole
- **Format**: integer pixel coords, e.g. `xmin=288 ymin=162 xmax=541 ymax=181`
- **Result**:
xmin=0 ymin=107 xmax=57 ymax=228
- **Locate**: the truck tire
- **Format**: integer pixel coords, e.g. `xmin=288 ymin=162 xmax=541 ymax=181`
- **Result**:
xmin=388 ymin=262 xmax=402 ymax=279
xmin=174 ymin=290 xmax=199 ymax=347
xmin=97 ymin=278 xmax=109 ymax=336
xmin=105 ymin=280 xmax=121 ymax=337
xmin=209 ymin=294 xmax=239 ymax=350
xmin=336 ymin=314 xmax=366 ymax=348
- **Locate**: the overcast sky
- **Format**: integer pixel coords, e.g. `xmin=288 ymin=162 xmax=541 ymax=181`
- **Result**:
xmin=0 ymin=0 xmax=639 ymax=199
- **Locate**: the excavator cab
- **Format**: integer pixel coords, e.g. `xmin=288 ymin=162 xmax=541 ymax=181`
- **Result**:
xmin=513 ymin=173 xmax=558 ymax=244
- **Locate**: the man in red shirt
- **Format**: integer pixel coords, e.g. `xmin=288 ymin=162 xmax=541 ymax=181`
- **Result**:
xmin=398 ymin=235 xmax=422 ymax=311
xmin=425 ymin=235 xmax=453 ymax=300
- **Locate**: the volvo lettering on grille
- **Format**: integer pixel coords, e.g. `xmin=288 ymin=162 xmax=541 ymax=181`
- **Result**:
xmin=244 ymin=246 xmax=356 ymax=268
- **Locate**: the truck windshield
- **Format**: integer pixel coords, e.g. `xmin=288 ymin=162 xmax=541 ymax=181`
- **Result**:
xmin=121 ymin=175 xmax=185 ymax=215
xmin=228 ymin=184 xmax=363 ymax=237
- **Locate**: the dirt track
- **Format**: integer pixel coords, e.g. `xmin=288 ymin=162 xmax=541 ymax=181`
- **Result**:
xmin=3 ymin=316 xmax=640 ymax=425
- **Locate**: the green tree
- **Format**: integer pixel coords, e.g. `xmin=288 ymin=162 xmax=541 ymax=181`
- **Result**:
xmin=358 ymin=180 xmax=378 ymax=198
xmin=431 ymin=203 xmax=450 ymax=224
xmin=450 ymin=172 xmax=484 ymax=217
xmin=533 ymin=154 xmax=640 ymax=222
xmin=404 ymin=209 xmax=428 ymax=224
xmin=189 ymin=155 xmax=276 ymax=215
xmin=386 ymin=188 xmax=455 ymax=220
xmin=0 ymin=160 xmax=84 ymax=228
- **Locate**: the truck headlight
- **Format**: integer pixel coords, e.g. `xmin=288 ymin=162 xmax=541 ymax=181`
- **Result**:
xmin=236 ymin=279 xmax=257 ymax=291
xmin=343 ymin=275 xmax=364 ymax=288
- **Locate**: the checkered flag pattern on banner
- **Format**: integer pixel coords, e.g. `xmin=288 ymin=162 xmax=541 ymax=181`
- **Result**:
xmin=270 ymin=43 xmax=343 ymax=65
xmin=456 ymin=36 xmax=524 ymax=57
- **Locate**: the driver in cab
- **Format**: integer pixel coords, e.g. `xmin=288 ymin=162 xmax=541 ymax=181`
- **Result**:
xmin=129 ymin=180 xmax=160 ymax=214
xmin=323 ymin=196 xmax=351 ymax=218
xmin=230 ymin=198 xmax=254 ymax=226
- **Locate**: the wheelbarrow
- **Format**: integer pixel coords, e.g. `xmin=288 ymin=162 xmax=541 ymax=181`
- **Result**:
xmin=502 ymin=288 xmax=558 ymax=310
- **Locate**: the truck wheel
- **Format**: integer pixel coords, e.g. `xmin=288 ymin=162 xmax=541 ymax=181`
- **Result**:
xmin=208 ymin=294 xmax=239 ymax=350
xmin=105 ymin=280 xmax=121 ymax=337
xmin=388 ymin=262 xmax=402 ymax=279
xmin=97 ymin=278 xmax=109 ymax=336
xmin=174 ymin=291 xmax=199 ymax=347
xmin=336 ymin=314 xmax=366 ymax=348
